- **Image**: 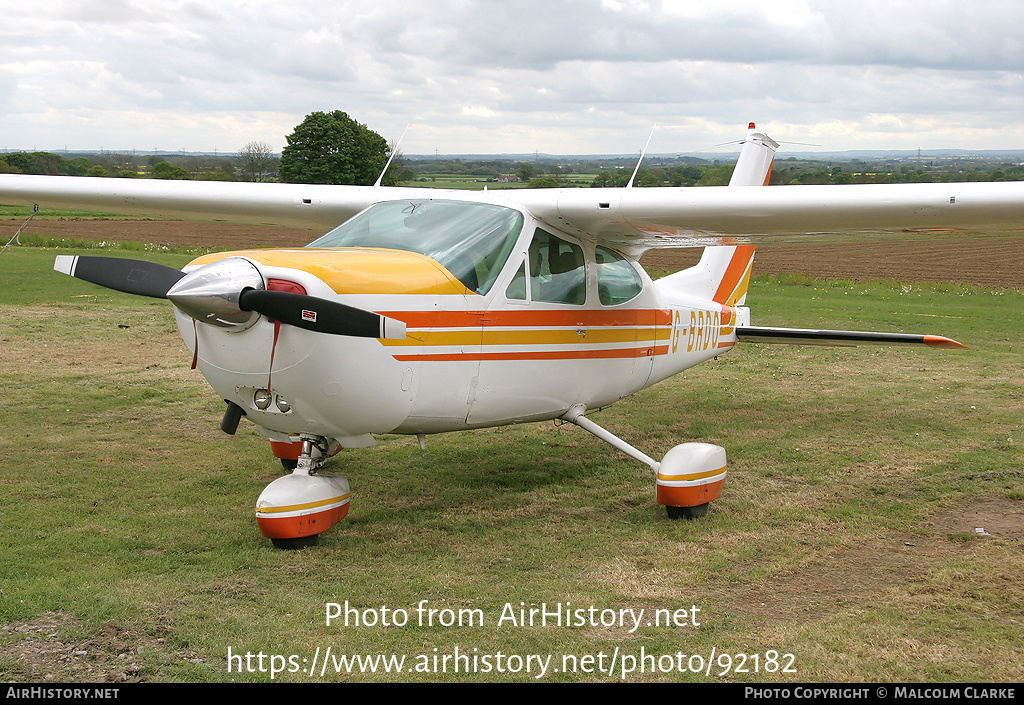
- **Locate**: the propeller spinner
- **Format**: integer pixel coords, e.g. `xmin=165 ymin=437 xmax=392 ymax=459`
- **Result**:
xmin=54 ymin=255 xmax=407 ymax=339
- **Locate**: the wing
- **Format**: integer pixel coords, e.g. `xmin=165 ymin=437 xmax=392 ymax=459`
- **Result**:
xmin=2 ymin=173 xmax=1023 ymax=249
xmin=517 ymin=181 xmax=1024 ymax=251
xmin=0 ymin=174 xmax=436 ymax=230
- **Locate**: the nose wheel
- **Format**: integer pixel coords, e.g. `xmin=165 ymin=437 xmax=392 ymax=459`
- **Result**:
xmin=255 ymin=435 xmax=350 ymax=549
xmin=272 ymin=534 xmax=320 ymax=550
xmin=665 ymin=503 xmax=710 ymax=520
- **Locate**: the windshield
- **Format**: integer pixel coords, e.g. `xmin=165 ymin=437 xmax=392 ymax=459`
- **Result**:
xmin=307 ymin=199 xmax=524 ymax=295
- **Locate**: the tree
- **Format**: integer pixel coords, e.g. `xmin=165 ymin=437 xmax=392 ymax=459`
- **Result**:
xmin=695 ymin=164 xmax=735 ymax=186
xmin=236 ymin=141 xmax=279 ymax=182
xmin=66 ymin=157 xmax=93 ymax=176
xmin=4 ymin=152 xmax=67 ymax=175
xmin=279 ymin=111 xmax=389 ymax=185
xmin=149 ymin=161 xmax=191 ymax=180
xmin=590 ymin=170 xmax=630 ymax=188
xmin=527 ymin=177 xmax=561 ymax=188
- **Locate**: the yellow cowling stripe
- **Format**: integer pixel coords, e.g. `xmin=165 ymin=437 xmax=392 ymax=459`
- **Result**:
xmin=188 ymin=248 xmax=473 ymax=296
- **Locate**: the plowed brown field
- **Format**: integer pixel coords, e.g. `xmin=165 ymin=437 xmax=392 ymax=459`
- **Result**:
xmin=5 ymin=217 xmax=1023 ymax=288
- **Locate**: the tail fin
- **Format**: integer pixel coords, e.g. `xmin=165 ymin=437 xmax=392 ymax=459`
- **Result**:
xmin=709 ymin=245 xmax=756 ymax=305
xmin=656 ymin=245 xmax=755 ymax=305
xmin=657 ymin=123 xmax=773 ymax=302
xmin=717 ymin=123 xmax=773 ymax=302
xmin=729 ymin=122 xmax=779 ymax=187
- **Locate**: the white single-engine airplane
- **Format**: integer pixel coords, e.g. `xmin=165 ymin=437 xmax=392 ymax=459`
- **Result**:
xmin=3 ymin=124 xmax=1023 ymax=548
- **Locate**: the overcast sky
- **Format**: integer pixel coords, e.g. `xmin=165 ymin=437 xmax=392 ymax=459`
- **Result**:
xmin=3 ymin=0 xmax=1023 ymax=157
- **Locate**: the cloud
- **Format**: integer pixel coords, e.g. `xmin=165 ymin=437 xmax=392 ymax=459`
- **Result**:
xmin=2 ymin=0 xmax=1022 ymax=153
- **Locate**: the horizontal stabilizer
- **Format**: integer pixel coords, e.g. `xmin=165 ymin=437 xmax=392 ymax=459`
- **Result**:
xmin=737 ymin=326 xmax=966 ymax=349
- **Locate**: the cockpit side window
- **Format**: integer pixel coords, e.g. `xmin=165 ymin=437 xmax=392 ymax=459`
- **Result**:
xmin=595 ymin=246 xmax=643 ymax=305
xmin=505 ymin=260 xmax=527 ymax=300
xmin=527 ymin=229 xmax=586 ymax=305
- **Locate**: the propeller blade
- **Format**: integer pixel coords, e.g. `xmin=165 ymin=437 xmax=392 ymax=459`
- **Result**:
xmin=238 ymin=289 xmax=407 ymax=339
xmin=54 ymin=255 xmax=185 ymax=298
xmin=55 ymin=254 xmax=407 ymax=339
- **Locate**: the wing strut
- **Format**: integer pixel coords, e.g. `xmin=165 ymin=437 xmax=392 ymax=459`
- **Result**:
xmin=561 ymin=404 xmax=660 ymax=472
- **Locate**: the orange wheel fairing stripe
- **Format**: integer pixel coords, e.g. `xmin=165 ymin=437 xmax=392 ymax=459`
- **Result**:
xmin=656 ymin=477 xmax=725 ymax=509
xmin=256 ymin=504 xmax=350 ymax=539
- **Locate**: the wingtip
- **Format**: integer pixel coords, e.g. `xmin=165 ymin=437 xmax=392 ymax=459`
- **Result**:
xmin=924 ymin=335 xmax=968 ymax=350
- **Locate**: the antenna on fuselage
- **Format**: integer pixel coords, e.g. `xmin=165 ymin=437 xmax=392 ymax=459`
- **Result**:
xmin=374 ymin=124 xmax=410 ymax=187
xmin=626 ymin=125 xmax=657 ymax=188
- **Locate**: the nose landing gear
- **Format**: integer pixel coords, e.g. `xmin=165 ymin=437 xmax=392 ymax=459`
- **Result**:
xmin=255 ymin=435 xmax=349 ymax=549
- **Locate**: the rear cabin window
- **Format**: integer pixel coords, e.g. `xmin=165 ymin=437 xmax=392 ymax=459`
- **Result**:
xmin=595 ymin=246 xmax=642 ymax=305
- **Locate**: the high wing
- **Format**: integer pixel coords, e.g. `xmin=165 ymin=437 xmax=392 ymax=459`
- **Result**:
xmin=1 ymin=174 xmax=1023 ymax=249
xmin=0 ymin=175 xmax=411 ymax=230
xmin=517 ymin=181 xmax=1024 ymax=252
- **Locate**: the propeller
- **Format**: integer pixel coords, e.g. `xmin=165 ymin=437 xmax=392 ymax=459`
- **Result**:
xmin=54 ymin=254 xmax=407 ymax=340
xmin=54 ymin=255 xmax=185 ymax=298
xmin=236 ymin=289 xmax=406 ymax=339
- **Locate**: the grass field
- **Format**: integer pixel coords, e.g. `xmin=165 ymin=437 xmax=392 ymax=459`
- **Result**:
xmin=0 ymin=245 xmax=1021 ymax=682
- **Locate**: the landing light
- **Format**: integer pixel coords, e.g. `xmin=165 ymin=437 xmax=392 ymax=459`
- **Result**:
xmin=275 ymin=395 xmax=291 ymax=413
xmin=254 ymin=389 xmax=272 ymax=411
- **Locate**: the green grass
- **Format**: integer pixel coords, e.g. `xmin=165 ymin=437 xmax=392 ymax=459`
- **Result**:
xmin=0 ymin=204 xmax=155 ymax=220
xmin=1 ymin=245 xmax=1021 ymax=682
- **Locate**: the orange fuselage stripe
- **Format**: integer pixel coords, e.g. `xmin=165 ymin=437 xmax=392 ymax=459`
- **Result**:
xmin=380 ymin=308 xmax=675 ymax=360
xmin=379 ymin=309 xmax=673 ymax=328
xmin=392 ymin=345 xmax=670 ymax=362
xmin=383 ymin=327 xmax=671 ymax=348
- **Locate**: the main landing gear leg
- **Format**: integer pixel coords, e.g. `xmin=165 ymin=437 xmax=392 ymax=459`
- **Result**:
xmin=255 ymin=434 xmax=351 ymax=549
xmin=559 ymin=405 xmax=726 ymax=520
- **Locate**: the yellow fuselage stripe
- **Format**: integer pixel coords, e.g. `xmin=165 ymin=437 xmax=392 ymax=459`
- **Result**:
xmin=383 ymin=327 xmax=671 ymax=347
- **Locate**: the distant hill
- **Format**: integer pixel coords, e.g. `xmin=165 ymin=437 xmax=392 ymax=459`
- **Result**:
xmin=405 ymin=149 xmax=1024 ymax=163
